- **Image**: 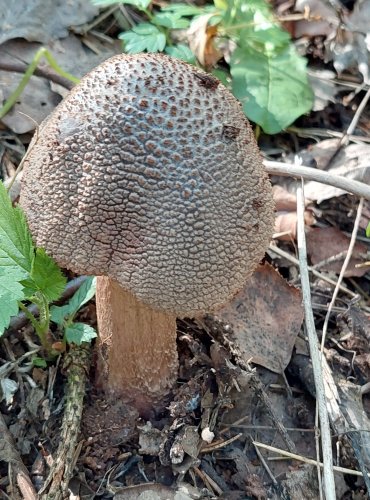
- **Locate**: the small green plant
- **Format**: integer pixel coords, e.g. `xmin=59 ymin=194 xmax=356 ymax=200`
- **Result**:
xmin=92 ymin=0 xmax=313 ymax=133
xmin=366 ymin=222 xmax=370 ymax=238
xmin=0 ymin=181 xmax=96 ymax=355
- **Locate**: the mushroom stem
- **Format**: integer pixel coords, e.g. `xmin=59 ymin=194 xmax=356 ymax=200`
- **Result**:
xmin=95 ymin=276 xmax=178 ymax=416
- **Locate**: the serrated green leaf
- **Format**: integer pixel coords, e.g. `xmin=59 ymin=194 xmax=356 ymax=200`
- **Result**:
xmin=160 ymin=3 xmax=203 ymax=16
xmin=0 ymin=293 xmax=21 ymax=335
xmin=119 ymin=23 xmax=166 ymax=53
xmin=65 ymin=323 xmax=97 ymax=345
xmin=231 ymin=44 xmax=313 ymax=133
xmin=165 ymin=44 xmax=196 ymax=63
xmin=0 ymin=268 xmax=25 ymax=335
xmin=0 ymin=182 xmax=34 ymax=276
xmin=92 ymin=0 xmax=151 ymax=9
xmin=0 ymin=272 xmax=25 ymax=299
xmin=21 ymin=248 xmax=66 ymax=302
xmin=366 ymin=222 xmax=370 ymax=238
xmin=50 ymin=277 xmax=96 ymax=326
xmin=153 ymin=12 xmax=190 ymax=29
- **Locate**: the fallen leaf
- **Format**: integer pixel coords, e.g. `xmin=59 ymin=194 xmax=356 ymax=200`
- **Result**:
xmin=274 ymin=210 xmax=315 ymax=241
xmin=294 ymin=0 xmax=339 ymax=38
xmin=304 ymin=140 xmax=370 ymax=203
xmin=187 ymin=14 xmax=222 ymax=68
xmin=0 ymin=0 xmax=99 ymax=45
xmin=273 ymin=185 xmax=298 ymax=212
xmin=326 ymin=0 xmax=370 ymax=82
xmin=307 ymin=69 xmax=339 ymax=111
xmin=210 ymin=263 xmax=304 ymax=373
xmin=0 ymin=37 xmax=120 ymax=133
xmin=306 ymin=226 xmax=368 ymax=277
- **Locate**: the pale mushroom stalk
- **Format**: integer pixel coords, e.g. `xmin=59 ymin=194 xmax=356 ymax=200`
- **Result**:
xmin=95 ymin=277 xmax=178 ymax=415
xmin=20 ymin=53 xmax=274 ymax=415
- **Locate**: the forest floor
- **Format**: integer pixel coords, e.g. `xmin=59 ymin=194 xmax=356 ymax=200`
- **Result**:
xmin=0 ymin=0 xmax=370 ymax=498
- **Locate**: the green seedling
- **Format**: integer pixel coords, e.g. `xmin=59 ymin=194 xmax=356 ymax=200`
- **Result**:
xmin=92 ymin=0 xmax=313 ymax=133
xmin=0 ymin=182 xmax=96 ymax=354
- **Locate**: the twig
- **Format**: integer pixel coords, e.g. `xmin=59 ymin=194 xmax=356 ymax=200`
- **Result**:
xmin=253 ymin=440 xmax=278 ymax=486
xmin=253 ymin=441 xmax=370 ymax=478
xmin=268 ymin=244 xmax=357 ymax=298
xmin=0 ymin=413 xmax=38 ymax=499
xmin=320 ymin=198 xmax=364 ymax=350
xmin=287 ymin=126 xmax=370 ymax=143
xmin=200 ymin=433 xmax=243 ymax=453
xmin=296 ymin=181 xmax=336 ymax=500
xmin=38 ymin=344 xmax=91 ymax=499
xmin=192 ymin=466 xmax=221 ymax=495
xmin=264 ymin=161 xmax=370 ymax=200
xmin=338 ymin=87 xmax=370 ymax=148
xmin=0 ymin=60 xmax=74 ymax=90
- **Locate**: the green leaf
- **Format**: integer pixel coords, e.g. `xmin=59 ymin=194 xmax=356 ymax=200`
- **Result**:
xmin=21 ymin=248 xmax=66 ymax=302
xmin=153 ymin=12 xmax=190 ymax=29
xmin=214 ymin=0 xmax=227 ymax=9
xmin=92 ymin=0 xmax=151 ymax=9
xmin=0 ymin=182 xmax=34 ymax=276
xmin=230 ymin=44 xmax=313 ymax=133
xmin=165 ymin=44 xmax=196 ymax=63
xmin=212 ymin=68 xmax=231 ymax=88
xmin=0 ymin=273 xmax=24 ymax=334
xmin=51 ymin=277 xmax=96 ymax=326
xmin=65 ymin=323 xmax=97 ymax=345
xmin=119 ymin=23 xmax=166 ymax=53
xmin=366 ymin=222 xmax=370 ymax=238
xmin=160 ymin=3 xmax=203 ymax=16
xmin=32 ymin=357 xmax=47 ymax=368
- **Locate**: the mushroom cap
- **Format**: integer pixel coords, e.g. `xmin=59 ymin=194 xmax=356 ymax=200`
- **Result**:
xmin=20 ymin=53 xmax=274 ymax=317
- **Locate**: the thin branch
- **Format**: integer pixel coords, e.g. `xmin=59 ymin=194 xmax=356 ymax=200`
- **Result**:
xmin=253 ymin=441 xmax=370 ymax=478
xmin=264 ymin=161 xmax=370 ymax=200
xmin=321 ymin=198 xmax=364 ymax=350
xmin=0 ymin=60 xmax=75 ymax=90
xmin=296 ymin=180 xmax=336 ymax=500
xmin=268 ymin=244 xmax=357 ymax=298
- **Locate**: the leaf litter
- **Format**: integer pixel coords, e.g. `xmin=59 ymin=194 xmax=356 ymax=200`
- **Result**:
xmin=1 ymin=0 xmax=370 ymax=498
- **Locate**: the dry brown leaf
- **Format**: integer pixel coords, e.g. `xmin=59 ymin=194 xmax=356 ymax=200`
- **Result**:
xmin=304 ymin=140 xmax=370 ymax=203
xmin=273 ymin=185 xmax=298 ymax=212
xmin=273 ymin=185 xmax=315 ymax=240
xmin=187 ymin=14 xmax=222 ymax=68
xmin=274 ymin=210 xmax=315 ymax=241
xmin=211 ymin=263 xmax=304 ymax=373
xmin=306 ymin=226 xmax=368 ymax=277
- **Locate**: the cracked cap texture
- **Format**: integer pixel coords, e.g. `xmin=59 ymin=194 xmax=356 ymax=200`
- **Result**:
xmin=20 ymin=53 xmax=274 ymax=316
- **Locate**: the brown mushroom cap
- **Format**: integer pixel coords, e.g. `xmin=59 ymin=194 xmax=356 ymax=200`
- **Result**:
xmin=20 ymin=53 xmax=274 ymax=317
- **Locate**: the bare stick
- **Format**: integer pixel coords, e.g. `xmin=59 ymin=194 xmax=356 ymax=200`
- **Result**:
xmin=320 ymin=198 xmax=364 ymax=349
xmin=296 ymin=180 xmax=336 ymax=500
xmin=254 ymin=441 xmax=370 ymax=478
xmin=264 ymin=161 xmax=370 ymax=200
xmin=268 ymin=245 xmax=357 ymax=298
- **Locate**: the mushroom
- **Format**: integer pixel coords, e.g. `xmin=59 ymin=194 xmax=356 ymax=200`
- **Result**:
xmin=19 ymin=53 xmax=274 ymax=416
